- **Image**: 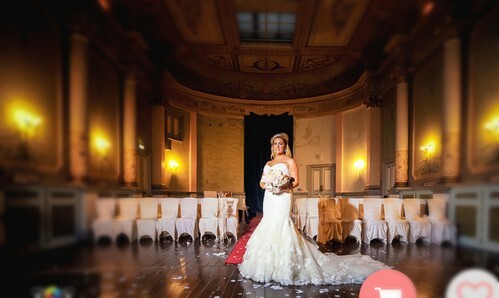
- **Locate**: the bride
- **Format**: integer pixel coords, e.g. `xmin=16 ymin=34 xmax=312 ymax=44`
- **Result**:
xmin=238 ymin=132 xmax=388 ymax=285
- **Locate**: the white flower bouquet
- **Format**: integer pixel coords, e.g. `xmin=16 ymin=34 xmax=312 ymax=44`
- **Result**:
xmin=261 ymin=168 xmax=294 ymax=194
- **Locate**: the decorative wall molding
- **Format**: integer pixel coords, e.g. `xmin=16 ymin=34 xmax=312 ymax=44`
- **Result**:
xmin=164 ymin=72 xmax=369 ymax=118
xmin=299 ymin=56 xmax=341 ymax=71
xmin=197 ymin=54 xmax=234 ymax=70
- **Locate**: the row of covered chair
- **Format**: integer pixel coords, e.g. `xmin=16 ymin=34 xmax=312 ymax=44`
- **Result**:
xmin=92 ymin=197 xmax=239 ymax=243
xmin=294 ymin=197 xmax=457 ymax=245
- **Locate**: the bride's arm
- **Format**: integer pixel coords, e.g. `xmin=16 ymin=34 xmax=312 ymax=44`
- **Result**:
xmin=260 ymin=163 xmax=269 ymax=189
xmin=288 ymin=158 xmax=299 ymax=189
xmin=260 ymin=179 xmax=266 ymax=189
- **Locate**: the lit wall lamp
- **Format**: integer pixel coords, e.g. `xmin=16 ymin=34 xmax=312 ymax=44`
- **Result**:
xmin=484 ymin=117 xmax=499 ymax=140
xmin=92 ymin=134 xmax=111 ymax=158
xmin=353 ymin=158 xmax=366 ymax=175
xmin=168 ymin=159 xmax=179 ymax=173
xmin=419 ymin=142 xmax=435 ymax=159
xmin=13 ymin=108 xmax=42 ymax=140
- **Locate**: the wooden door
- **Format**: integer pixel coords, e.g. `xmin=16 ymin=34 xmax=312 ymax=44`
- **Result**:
xmin=308 ymin=164 xmax=335 ymax=198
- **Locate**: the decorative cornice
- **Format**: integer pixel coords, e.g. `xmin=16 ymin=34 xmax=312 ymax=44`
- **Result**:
xmin=163 ymin=72 xmax=369 ymax=118
xmin=299 ymin=56 xmax=341 ymax=71
xmin=167 ymin=59 xmax=365 ymax=100
xmin=197 ymin=54 xmax=234 ymax=70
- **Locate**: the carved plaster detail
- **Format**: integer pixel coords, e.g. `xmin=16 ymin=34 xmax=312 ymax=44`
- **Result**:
xmin=123 ymin=148 xmax=137 ymax=184
xmin=299 ymin=56 xmax=341 ymax=71
xmin=395 ymin=149 xmax=408 ymax=184
xmin=197 ymin=54 xmax=233 ymax=70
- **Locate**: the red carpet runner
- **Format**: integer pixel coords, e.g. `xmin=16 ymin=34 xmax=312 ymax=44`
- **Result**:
xmin=225 ymin=215 xmax=262 ymax=265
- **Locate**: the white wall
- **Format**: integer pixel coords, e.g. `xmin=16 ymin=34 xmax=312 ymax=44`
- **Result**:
xmin=294 ymin=115 xmax=336 ymax=192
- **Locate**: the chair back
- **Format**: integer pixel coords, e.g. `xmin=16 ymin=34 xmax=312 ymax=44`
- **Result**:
xmin=237 ymin=194 xmax=247 ymax=210
xmin=179 ymin=198 xmax=198 ymax=218
xmin=118 ymin=198 xmax=138 ymax=219
xmin=383 ymin=198 xmax=403 ymax=220
xmin=200 ymin=197 xmax=219 ymax=218
xmin=159 ymin=198 xmax=179 ymax=219
xmin=296 ymin=198 xmax=307 ymax=215
xmin=225 ymin=198 xmax=239 ymax=217
xmin=96 ymin=198 xmax=116 ymax=220
xmin=428 ymin=197 xmax=448 ymax=221
xmin=341 ymin=198 xmax=362 ymax=220
xmin=323 ymin=198 xmax=340 ymax=221
xmin=403 ymin=198 xmax=423 ymax=220
xmin=140 ymin=198 xmax=158 ymax=219
xmin=362 ymin=199 xmax=383 ymax=221
xmin=306 ymin=197 xmax=320 ymax=217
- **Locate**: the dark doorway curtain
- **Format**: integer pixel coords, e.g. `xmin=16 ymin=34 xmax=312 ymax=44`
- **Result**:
xmin=244 ymin=113 xmax=293 ymax=219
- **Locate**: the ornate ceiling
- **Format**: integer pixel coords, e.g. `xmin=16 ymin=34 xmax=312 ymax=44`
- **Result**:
xmin=112 ymin=0 xmax=423 ymax=114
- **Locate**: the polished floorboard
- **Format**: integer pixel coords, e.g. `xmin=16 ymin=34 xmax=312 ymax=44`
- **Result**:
xmin=2 ymin=232 xmax=499 ymax=298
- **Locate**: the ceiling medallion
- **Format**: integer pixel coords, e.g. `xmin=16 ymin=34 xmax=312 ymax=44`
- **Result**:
xmin=252 ymin=58 xmax=284 ymax=71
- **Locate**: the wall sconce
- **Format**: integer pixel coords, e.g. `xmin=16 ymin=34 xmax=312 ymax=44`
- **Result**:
xmin=353 ymin=158 xmax=366 ymax=174
xmin=13 ymin=108 xmax=42 ymax=140
xmin=419 ymin=142 xmax=435 ymax=159
xmin=168 ymin=159 xmax=179 ymax=173
xmin=482 ymin=117 xmax=499 ymax=163
xmin=92 ymin=134 xmax=111 ymax=157
xmin=484 ymin=117 xmax=499 ymax=140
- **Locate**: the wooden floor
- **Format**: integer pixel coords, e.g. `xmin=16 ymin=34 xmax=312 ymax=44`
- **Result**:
xmin=2 ymin=232 xmax=499 ymax=298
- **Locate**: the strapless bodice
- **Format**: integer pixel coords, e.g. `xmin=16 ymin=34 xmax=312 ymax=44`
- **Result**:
xmin=264 ymin=163 xmax=289 ymax=175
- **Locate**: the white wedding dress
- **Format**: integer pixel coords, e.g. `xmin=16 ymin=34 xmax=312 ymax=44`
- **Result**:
xmin=238 ymin=163 xmax=389 ymax=285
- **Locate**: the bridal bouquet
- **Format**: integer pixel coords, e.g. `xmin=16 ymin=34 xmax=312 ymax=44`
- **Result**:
xmin=261 ymin=168 xmax=294 ymax=194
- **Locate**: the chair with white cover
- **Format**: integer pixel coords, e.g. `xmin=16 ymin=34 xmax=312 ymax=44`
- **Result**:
xmin=113 ymin=198 xmax=139 ymax=241
xmin=237 ymin=194 xmax=249 ymax=224
xmin=403 ymin=198 xmax=431 ymax=243
xmin=136 ymin=198 xmax=159 ymax=241
xmin=305 ymin=197 xmax=320 ymax=239
xmin=295 ymin=198 xmax=308 ymax=231
xmin=383 ymin=198 xmax=409 ymax=243
xmin=223 ymin=198 xmax=239 ymax=240
xmin=92 ymin=198 xmax=116 ymax=241
xmin=428 ymin=195 xmax=457 ymax=244
xmin=340 ymin=198 xmax=363 ymax=243
xmin=362 ymin=198 xmax=388 ymax=243
xmin=156 ymin=198 xmax=179 ymax=240
xmin=317 ymin=198 xmax=343 ymax=243
xmin=175 ymin=198 xmax=199 ymax=241
xmin=198 ymin=197 xmax=219 ymax=240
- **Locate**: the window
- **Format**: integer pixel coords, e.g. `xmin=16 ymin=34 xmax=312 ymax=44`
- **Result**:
xmin=166 ymin=109 xmax=183 ymax=142
xmin=237 ymin=12 xmax=296 ymax=43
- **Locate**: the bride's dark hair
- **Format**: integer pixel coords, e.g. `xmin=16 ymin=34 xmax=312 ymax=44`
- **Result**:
xmin=270 ymin=132 xmax=292 ymax=159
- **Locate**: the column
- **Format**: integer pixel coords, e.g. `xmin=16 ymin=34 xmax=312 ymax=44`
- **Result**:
xmin=365 ymin=96 xmax=382 ymax=193
xmin=335 ymin=115 xmax=343 ymax=194
xmin=69 ymin=32 xmax=89 ymax=183
xmin=151 ymin=105 xmax=166 ymax=189
xmin=189 ymin=111 xmax=197 ymax=192
xmin=123 ymin=73 xmax=138 ymax=187
xmin=441 ymin=37 xmax=461 ymax=183
xmin=395 ymin=80 xmax=409 ymax=187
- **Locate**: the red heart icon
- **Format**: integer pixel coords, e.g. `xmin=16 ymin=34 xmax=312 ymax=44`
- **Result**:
xmin=457 ymin=282 xmax=494 ymax=298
